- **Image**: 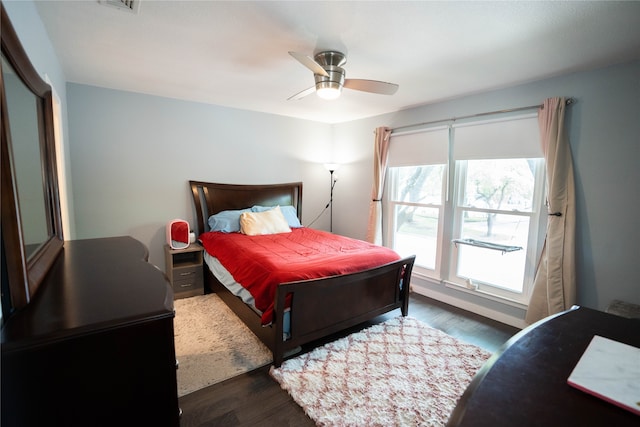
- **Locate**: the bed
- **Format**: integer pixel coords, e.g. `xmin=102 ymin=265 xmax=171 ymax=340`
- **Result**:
xmin=189 ymin=181 xmax=415 ymax=366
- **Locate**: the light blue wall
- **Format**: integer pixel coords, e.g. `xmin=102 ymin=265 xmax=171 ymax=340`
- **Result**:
xmin=334 ymin=60 xmax=640 ymax=324
xmin=66 ymin=84 xmax=333 ymax=268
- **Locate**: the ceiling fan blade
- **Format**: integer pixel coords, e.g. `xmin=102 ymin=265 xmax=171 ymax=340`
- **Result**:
xmin=289 ymin=51 xmax=330 ymax=77
xmin=287 ymin=86 xmax=316 ymax=101
xmin=344 ymin=79 xmax=399 ymax=95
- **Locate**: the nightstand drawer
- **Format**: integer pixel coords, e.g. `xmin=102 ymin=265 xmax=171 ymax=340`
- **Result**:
xmin=172 ymin=273 xmax=203 ymax=298
xmin=173 ymin=278 xmax=202 ymax=293
xmin=172 ymin=266 xmax=202 ymax=283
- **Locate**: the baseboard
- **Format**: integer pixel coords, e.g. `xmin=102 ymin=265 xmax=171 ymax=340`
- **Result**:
xmin=411 ymin=281 xmax=528 ymax=329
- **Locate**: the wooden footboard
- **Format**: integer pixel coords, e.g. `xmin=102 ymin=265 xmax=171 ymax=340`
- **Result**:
xmin=272 ymin=255 xmax=415 ymax=367
xmin=204 ymin=255 xmax=415 ymax=367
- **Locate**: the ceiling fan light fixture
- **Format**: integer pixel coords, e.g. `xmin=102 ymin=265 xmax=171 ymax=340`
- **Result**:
xmin=288 ymin=50 xmax=398 ymax=101
xmin=316 ymin=82 xmax=342 ymax=100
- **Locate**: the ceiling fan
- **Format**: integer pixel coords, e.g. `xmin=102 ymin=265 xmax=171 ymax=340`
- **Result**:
xmin=288 ymin=51 xmax=399 ymax=101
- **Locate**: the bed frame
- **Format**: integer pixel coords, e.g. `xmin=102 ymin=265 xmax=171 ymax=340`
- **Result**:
xmin=189 ymin=180 xmax=415 ymax=367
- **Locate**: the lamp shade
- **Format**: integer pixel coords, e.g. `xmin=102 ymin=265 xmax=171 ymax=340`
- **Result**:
xmin=324 ymin=163 xmax=340 ymax=172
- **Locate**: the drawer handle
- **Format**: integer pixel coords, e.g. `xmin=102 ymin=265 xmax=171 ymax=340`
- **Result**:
xmin=180 ymin=283 xmax=193 ymax=288
xmin=179 ymin=272 xmax=194 ymax=276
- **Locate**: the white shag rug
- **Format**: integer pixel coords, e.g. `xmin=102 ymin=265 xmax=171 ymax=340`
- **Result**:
xmin=174 ymin=293 xmax=272 ymax=397
xmin=270 ymin=316 xmax=491 ymax=426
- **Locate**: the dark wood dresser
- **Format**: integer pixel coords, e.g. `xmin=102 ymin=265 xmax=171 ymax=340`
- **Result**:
xmin=447 ymin=306 xmax=640 ymax=427
xmin=1 ymin=237 xmax=180 ymax=427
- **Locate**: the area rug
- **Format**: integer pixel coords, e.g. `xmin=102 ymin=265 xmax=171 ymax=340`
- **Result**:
xmin=269 ymin=316 xmax=491 ymax=426
xmin=173 ymin=293 xmax=272 ymax=397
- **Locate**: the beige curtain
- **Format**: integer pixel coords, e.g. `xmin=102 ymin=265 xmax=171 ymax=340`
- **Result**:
xmin=525 ymin=97 xmax=576 ymax=324
xmin=366 ymin=127 xmax=392 ymax=244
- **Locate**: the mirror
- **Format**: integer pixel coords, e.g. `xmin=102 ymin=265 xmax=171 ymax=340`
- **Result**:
xmin=1 ymin=4 xmax=63 ymax=312
xmin=2 ymin=55 xmax=50 ymax=259
xmin=167 ymin=219 xmax=190 ymax=249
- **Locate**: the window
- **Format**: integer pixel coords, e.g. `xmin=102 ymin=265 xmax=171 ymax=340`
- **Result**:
xmin=385 ymin=115 xmax=545 ymax=305
xmin=388 ymin=164 xmax=446 ymax=271
xmin=386 ymin=127 xmax=449 ymax=274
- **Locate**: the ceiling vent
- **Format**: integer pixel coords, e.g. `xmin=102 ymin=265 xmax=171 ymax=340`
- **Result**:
xmin=99 ymin=0 xmax=141 ymax=14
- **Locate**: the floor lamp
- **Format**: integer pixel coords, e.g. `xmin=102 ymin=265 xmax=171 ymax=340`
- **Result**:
xmin=324 ymin=163 xmax=340 ymax=232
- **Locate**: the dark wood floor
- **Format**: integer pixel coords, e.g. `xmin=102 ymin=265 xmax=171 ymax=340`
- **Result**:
xmin=178 ymin=293 xmax=520 ymax=427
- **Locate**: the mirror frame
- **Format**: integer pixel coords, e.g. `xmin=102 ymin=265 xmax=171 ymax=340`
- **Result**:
xmin=1 ymin=3 xmax=63 ymax=311
xmin=167 ymin=219 xmax=190 ymax=250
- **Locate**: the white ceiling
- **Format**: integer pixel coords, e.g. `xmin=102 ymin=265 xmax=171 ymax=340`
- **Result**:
xmin=34 ymin=0 xmax=640 ymax=124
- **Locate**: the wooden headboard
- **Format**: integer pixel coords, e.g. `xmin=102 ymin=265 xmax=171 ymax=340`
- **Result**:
xmin=189 ymin=181 xmax=303 ymax=236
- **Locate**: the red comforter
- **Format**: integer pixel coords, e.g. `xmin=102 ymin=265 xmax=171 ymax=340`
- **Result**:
xmin=199 ymin=227 xmax=400 ymax=325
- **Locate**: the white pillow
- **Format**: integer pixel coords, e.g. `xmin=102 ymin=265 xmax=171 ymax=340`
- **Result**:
xmin=240 ymin=206 xmax=292 ymax=236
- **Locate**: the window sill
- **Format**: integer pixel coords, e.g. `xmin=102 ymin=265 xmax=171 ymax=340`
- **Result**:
xmin=410 ymin=269 xmax=529 ymax=310
xmin=410 ymin=275 xmax=528 ymax=328
xmin=443 ymin=280 xmax=529 ymax=310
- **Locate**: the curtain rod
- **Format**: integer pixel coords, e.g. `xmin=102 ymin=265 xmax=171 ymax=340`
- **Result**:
xmin=390 ymin=97 xmax=575 ymax=134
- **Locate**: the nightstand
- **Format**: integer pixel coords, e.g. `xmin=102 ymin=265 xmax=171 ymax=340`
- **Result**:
xmin=164 ymin=242 xmax=204 ymax=299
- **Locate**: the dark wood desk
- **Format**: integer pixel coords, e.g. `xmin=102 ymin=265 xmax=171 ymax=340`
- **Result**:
xmin=447 ymin=306 xmax=640 ymax=427
xmin=1 ymin=237 xmax=180 ymax=427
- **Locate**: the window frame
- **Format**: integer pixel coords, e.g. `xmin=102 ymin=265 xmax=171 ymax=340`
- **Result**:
xmin=383 ymin=114 xmax=546 ymax=307
xmin=447 ymin=158 xmax=546 ymax=304
xmin=386 ymin=165 xmax=447 ymax=277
